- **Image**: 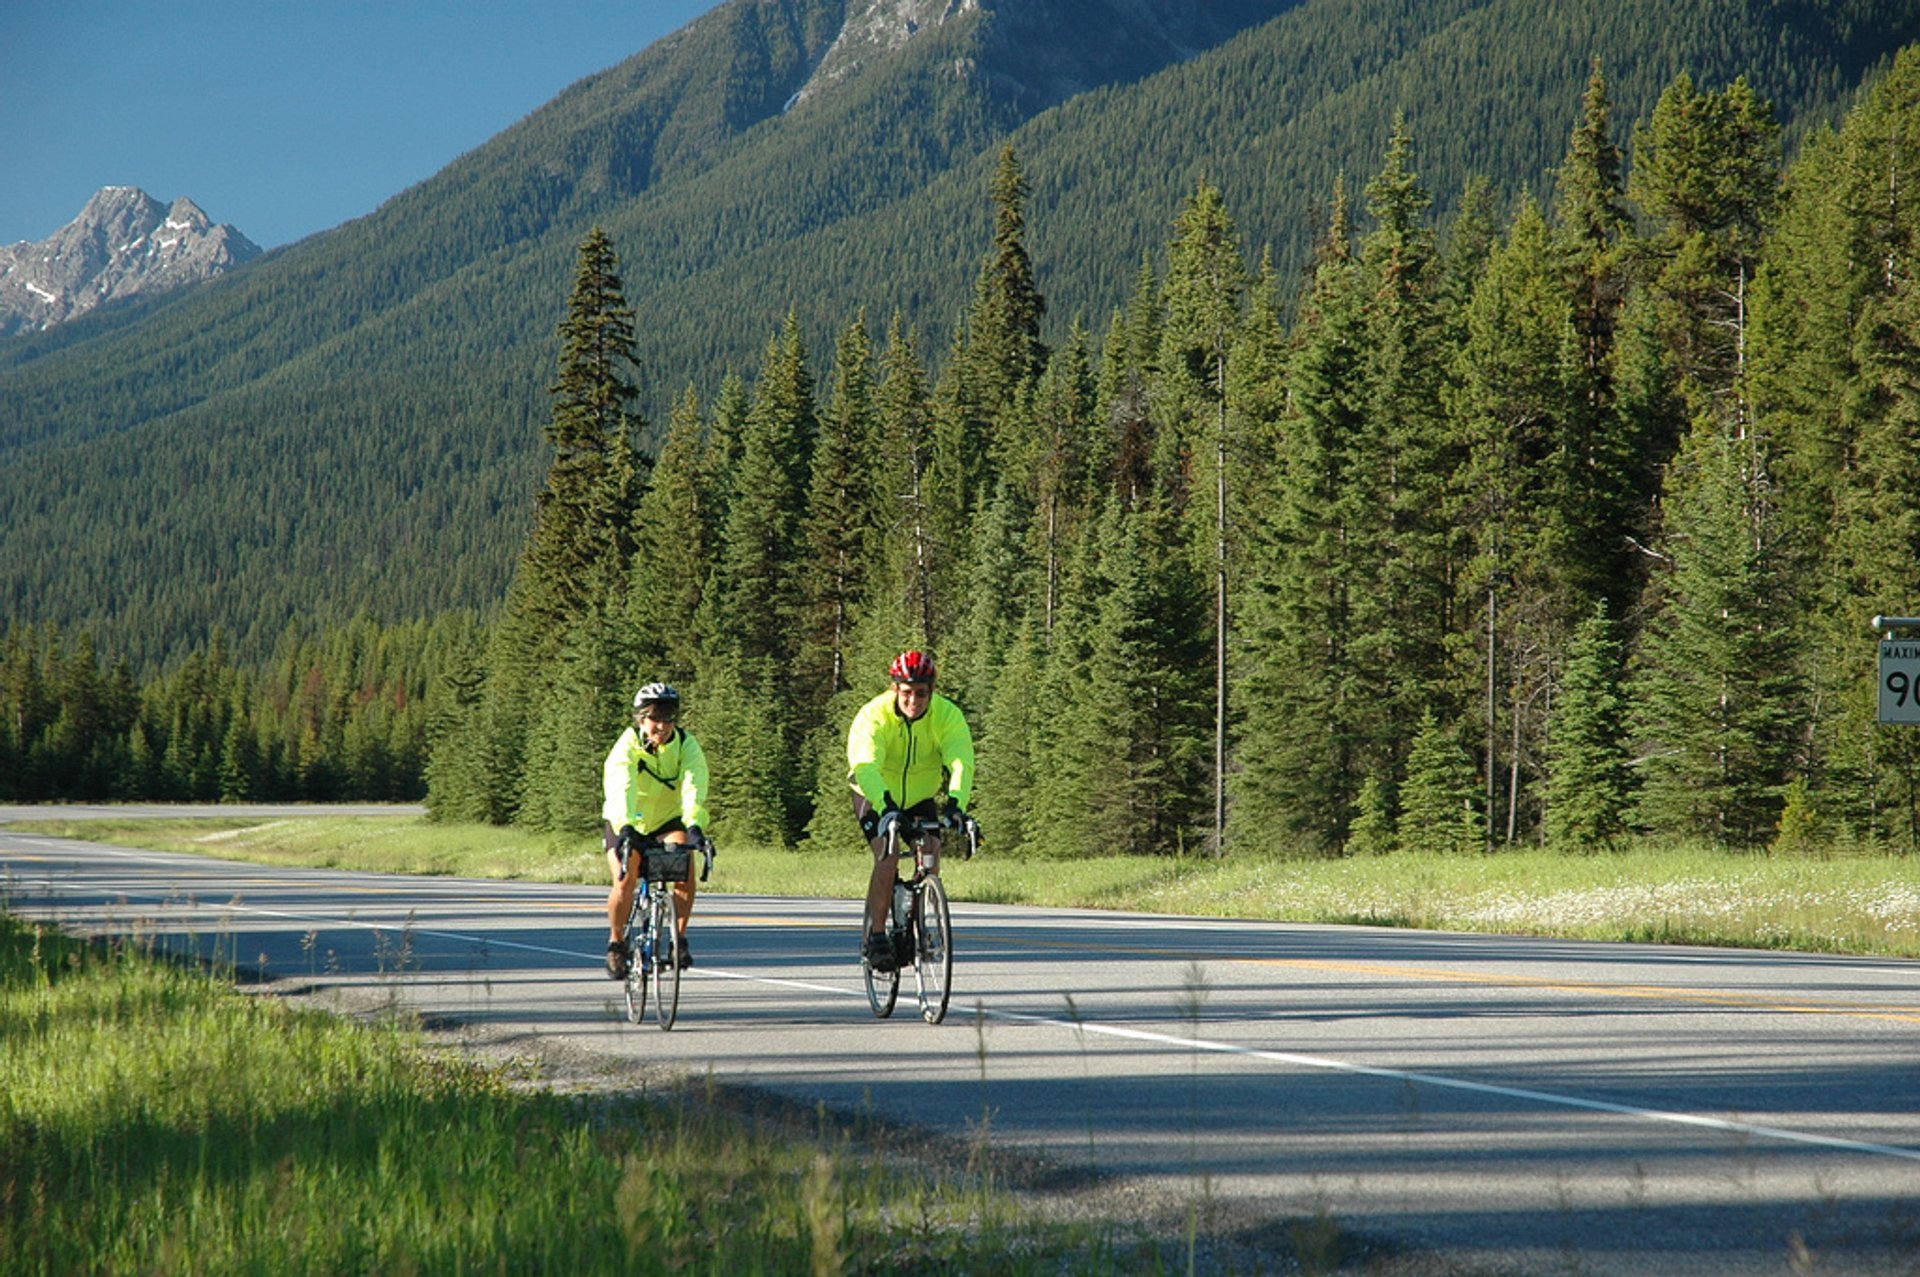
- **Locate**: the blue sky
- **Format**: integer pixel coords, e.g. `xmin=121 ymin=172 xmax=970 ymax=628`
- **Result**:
xmin=1 ymin=1 xmax=725 ymax=249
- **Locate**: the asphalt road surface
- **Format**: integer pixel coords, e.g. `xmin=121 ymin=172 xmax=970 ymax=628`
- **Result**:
xmin=4 ymin=823 xmax=1918 ymax=1275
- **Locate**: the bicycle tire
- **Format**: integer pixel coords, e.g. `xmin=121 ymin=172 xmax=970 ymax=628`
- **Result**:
xmin=863 ymin=933 xmax=898 ymax=1018
xmin=652 ymin=891 xmax=680 ymax=1030
xmin=912 ymin=875 xmax=953 ymax=1024
xmin=623 ymin=889 xmax=647 ymax=1024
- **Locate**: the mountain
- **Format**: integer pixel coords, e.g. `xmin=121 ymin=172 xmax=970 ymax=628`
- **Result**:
xmin=2 ymin=0 xmax=1915 ymax=669
xmin=0 ymin=188 xmax=260 ymax=337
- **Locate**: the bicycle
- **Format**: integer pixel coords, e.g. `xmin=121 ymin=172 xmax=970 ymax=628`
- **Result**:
xmin=863 ymin=811 xmax=978 ymax=1024
xmin=618 ymin=831 xmax=713 ymax=1030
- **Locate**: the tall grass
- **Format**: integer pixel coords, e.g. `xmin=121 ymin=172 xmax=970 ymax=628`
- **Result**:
xmin=0 ymin=913 xmax=1175 ymax=1276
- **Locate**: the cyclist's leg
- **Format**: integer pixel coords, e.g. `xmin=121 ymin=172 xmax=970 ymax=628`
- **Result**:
xmin=605 ymin=821 xmax=639 ymax=943
xmin=852 ymin=793 xmax=896 ymax=932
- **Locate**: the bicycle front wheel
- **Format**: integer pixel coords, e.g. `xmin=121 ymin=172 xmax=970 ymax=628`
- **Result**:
xmin=651 ymin=892 xmax=681 ymax=1030
xmin=623 ymin=896 xmax=646 ymax=1024
xmin=863 ymin=934 xmax=898 ymax=1019
xmin=912 ymin=875 xmax=952 ymax=1024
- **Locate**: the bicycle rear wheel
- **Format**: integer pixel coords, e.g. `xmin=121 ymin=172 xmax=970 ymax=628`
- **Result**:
xmin=651 ymin=892 xmax=680 ymax=1030
xmin=912 ymin=875 xmax=952 ymax=1024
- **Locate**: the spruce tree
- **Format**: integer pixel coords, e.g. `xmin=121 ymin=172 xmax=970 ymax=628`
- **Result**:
xmin=1447 ymin=197 xmax=1583 ymax=846
xmin=1354 ymin=118 xmax=1455 ymax=765
xmin=630 ymin=383 xmax=712 ymax=688
xmin=1400 ymin=710 xmax=1483 ymax=856
xmin=425 ymin=227 xmax=645 ymax=825
xmin=1543 ymin=601 xmax=1630 ymax=851
xmin=1551 ymin=59 xmax=1640 ymax=610
xmin=797 ymin=313 xmax=879 ymax=705
xmin=1630 ymin=422 xmax=1801 ymax=847
xmin=1029 ymin=321 xmax=1097 ymax=637
xmin=704 ymin=313 xmax=818 ymax=842
xmin=1231 ymin=178 xmax=1369 ymax=856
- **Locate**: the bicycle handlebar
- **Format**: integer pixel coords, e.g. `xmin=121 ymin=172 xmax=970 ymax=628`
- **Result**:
xmin=618 ymin=831 xmax=715 ymax=881
xmin=886 ymin=811 xmax=981 ymax=860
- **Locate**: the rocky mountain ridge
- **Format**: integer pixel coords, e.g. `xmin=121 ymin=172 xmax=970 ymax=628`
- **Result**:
xmin=0 ymin=187 xmax=260 ymax=337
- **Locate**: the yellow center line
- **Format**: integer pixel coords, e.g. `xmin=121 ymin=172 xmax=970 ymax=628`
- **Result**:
xmin=998 ymin=935 xmax=1920 ymax=1024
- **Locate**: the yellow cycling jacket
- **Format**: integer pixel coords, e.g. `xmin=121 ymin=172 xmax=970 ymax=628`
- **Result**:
xmin=602 ymin=726 xmax=711 ymax=834
xmin=846 ymin=688 xmax=974 ymax=812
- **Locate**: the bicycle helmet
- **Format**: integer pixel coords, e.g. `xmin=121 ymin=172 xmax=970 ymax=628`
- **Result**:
xmin=888 ymin=650 xmax=936 ymax=684
xmin=632 ymin=682 xmax=681 ymax=717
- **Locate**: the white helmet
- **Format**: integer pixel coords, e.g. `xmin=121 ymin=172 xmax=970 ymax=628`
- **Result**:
xmin=633 ymin=682 xmax=681 ymax=716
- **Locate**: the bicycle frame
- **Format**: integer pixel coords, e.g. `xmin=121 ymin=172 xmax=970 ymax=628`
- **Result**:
xmin=616 ymin=833 xmax=712 ymax=1030
xmin=864 ymin=812 xmax=975 ymax=1024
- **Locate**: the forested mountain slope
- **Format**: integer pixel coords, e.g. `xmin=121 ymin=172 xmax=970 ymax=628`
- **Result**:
xmin=1 ymin=0 xmax=1912 ymax=668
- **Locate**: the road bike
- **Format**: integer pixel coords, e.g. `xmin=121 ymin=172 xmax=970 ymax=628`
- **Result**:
xmin=863 ymin=811 xmax=978 ymax=1024
xmin=618 ymin=832 xmax=713 ymax=1030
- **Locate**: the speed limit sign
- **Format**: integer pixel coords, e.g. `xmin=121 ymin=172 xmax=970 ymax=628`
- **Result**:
xmin=1881 ymin=642 xmax=1920 ymax=723
xmin=1876 ymin=617 xmax=1920 ymax=724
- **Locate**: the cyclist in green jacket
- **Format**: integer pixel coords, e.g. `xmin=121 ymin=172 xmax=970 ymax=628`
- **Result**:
xmin=602 ymin=682 xmax=711 ymax=978
xmin=846 ymin=649 xmax=976 ymax=970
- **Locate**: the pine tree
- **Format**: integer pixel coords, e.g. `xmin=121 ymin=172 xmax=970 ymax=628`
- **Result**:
xmin=1550 ymin=59 xmax=1641 ymax=610
xmin=866 ymin=316 xmax=938 ymax=648
xmin=528 ymin=225 xmax=648 ymax=625
xmin=1351 ymin=120 xmax=1454 ymax=790
xmin=426 ymin=227 xmax=645 ymax=825
xmin=1543 ymin=601 xmax=1631 ymax=851
xmin=630 ymin=383 xmax=712 ymax=687
xmin=1756 ymin=49 xmax=1920 ymax=847
xmin=1400 ymin=710 xmax=1482 ymax=856
xmin=1447 ymin=197 xmax=1583 ymax=846
xmin=1159 ymin=181 xmax=1253 ymax=853
xmin=703 ymin=313 xmax=818 ymax=842
xmin=1625 ymin=74 xmax=1782 ymax=431
xmin=975 ymin=144 xmax=1048 ymax=421
xmin=1095 ymin=255 xmax=1162 ymax=510
xmin=796 ymin=314 xmax=878 ymax=706
xmin=1231 ymin=178 xmax=1369 ymax=855
xmin=1630 ymin=422 xmax=1801 ymax=847
xmin=1028 ymin=320 xmax=1097 ymax=637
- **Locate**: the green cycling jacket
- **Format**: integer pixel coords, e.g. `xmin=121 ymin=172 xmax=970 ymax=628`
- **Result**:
xmin=846 ymin=687 xmax=974 ymax=812
xmin=602 ymin=726 xmax=711 ymax=834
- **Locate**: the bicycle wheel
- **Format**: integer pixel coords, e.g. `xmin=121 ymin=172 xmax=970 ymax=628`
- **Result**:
xmin=651 ymin=890 xmax=681 ymax=1030
xmin=912 ymin=875 xmax=952 ymax=1024
xmin=623 ymin=893 xmax=646 ymax=1024
xmin=862 ymin=931 xmax=898 ymax=1019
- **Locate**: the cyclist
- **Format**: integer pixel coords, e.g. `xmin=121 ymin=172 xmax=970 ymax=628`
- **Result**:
xmin=846 ymin=649 xmax=975 ymax=971
xmin=602 ymin=682 xmax=711 ymax=978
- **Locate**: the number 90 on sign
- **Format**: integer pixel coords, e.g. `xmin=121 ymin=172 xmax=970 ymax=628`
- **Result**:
xmin=1879 ymin=642 xmax=1920 ymax=723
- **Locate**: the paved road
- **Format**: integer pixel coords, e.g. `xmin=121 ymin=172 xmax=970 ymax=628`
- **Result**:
xmin=4 ymin=827 xmax=1918 ymax=1275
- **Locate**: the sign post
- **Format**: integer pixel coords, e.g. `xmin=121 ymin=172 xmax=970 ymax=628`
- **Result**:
xmin=1871 ymin=616 xmax=1920 ymax=724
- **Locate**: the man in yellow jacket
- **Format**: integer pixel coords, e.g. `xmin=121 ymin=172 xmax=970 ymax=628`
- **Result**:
xmin=846 ymin=649 xmax=975 ymax=970
xmin=603 ymin=682 xmax=710 ymax=978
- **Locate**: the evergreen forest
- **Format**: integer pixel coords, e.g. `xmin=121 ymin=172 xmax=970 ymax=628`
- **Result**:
xmin=3 ymin=0 xmax=1914 ymax=673
xmin=14 ymin=47 xmax=1919 ymax=863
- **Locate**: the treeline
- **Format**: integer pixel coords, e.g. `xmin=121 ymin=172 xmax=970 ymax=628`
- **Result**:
xmin=15 ymin=51 xmax=1920 ymax=859
xmin=426 ymin=50 xmax=1920 ymax=857
xmin=0 ymin=615 xmax=482 ymax=802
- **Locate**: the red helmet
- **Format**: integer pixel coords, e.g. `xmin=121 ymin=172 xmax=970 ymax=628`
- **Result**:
xmin=889 ymin=649 xmax=936 ymax=684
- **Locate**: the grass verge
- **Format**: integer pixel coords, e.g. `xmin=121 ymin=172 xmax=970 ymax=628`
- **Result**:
xmin=1 ymin=911 xmax=1249 ymax=1276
